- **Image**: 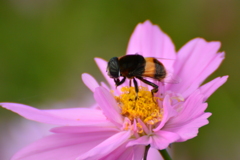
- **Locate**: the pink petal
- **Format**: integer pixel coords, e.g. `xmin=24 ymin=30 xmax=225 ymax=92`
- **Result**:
xmin=100 ymin=143 xmax=134 ymax=160
xmin=127 ymin=130 xmax=179 ymax=150
xmin=126 ymin=20 xmax=176 ymax=62
xmin=200 ymin=75 xmax=228 ymax=101
xmin=94 ymin=57 xmax=115 ymax=89
xmin=126 ymin=20 xmax=176 ymax=74
xmin=154 ymin=95 xmax=177 ymax=132
xmin=12 ymin=131 xmax=116 ymax=160
xmin=166 ymin=91 xmax=207 ymax=125
xmin=165 ymin=113 xmax=211 ymax=142
xmin=147 ymin=148 xmax=163 ymax=160
xmin=100 ymin=81 xmax=110 ymax=91
xmin=127 ymin=135 xmax=150 ymax=147
xmin=168 ymin=38 xmax=224 ymax=98
xmin=163 ymin=91 xmax=212 ymax=141
xmin=82 ymin=73 xmax=99 ymax=92
xmin=151 ymin=130 xmax=180 ymax=150
xmin=45 ymin=107 xmax=104 ymax=120
xmin=76 ymin=130 xmax=132 ymax=160
xmin=132 ymin=145 xmax=145 ymax=160
xmin=51 ymin=124 xmax=119 ymax=133
xmin=0 ymin=103 xmax=108 ymax=126
xmin=94 ymin=87 xmax=123 ymax=127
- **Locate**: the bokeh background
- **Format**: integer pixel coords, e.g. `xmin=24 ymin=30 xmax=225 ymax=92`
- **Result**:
xmin=0 ymin=0 xmax=239 ymax=159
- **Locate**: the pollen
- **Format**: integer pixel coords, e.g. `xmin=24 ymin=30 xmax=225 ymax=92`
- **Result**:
xmin=115 ymin=87 xmax=163 ymax=132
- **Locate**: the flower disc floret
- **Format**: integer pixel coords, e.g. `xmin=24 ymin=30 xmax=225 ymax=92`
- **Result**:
xmin=115 ymin=87 xmax=163 ymax=129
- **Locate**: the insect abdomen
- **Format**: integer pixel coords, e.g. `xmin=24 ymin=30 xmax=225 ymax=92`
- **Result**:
xmin=142 ymin=58 xmax=166 ymax=81
xmin=153 ymin=58 xmax=166 ymax=80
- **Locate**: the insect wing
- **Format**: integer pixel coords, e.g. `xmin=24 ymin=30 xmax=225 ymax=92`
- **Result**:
xmin=162 ymin=71 xmax=180 ymax=84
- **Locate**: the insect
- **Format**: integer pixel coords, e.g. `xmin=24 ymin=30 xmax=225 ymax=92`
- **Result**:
xmin=107 ymin=54 xmax=166 ymax=97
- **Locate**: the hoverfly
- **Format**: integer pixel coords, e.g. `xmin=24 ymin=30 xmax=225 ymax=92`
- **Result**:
xmin=107 ymin=54 xmax=166 ymax=97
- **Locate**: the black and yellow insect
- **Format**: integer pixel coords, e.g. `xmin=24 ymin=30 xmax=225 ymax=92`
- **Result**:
xmin=107 ymin=54 xmax=166 ymax=96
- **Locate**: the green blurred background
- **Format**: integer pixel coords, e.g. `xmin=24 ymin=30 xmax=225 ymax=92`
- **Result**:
xmin=0 ymin=0 xmax=239 ymax=159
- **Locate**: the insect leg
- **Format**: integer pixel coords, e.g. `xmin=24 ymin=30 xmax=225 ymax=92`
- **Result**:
xmin=129 ymin=79 xmax=132 ymax=87
xmin=114 ymin=77 xmax=126 ymax=87
xmin=136 ymin=76 xmax=158 ymax=97
xmin=133 ymin=78 xmax=139 ymax=100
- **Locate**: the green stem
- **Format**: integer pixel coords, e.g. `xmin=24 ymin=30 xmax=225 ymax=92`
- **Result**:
xmin=143 ymin=145 xmax=150 ymax=160
xmin=159 ymin=149 xmax=172 ymax=160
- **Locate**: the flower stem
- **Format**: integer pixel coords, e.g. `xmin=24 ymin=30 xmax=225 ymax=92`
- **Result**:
xmin=143 ymin=145 xmax=150 ymax=160
xmin=159 ymin=149 xmax=172 ymax=160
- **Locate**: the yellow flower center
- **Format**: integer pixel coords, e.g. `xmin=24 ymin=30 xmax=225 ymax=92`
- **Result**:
xmin=114 ymin=87 xmax=163 ymax=133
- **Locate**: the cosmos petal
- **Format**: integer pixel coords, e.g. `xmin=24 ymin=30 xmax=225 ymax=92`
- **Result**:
xmin=0 ymin=103 xmax=108 ymax=126
xmin=127 ymin=130 xmax=179 ymax=150
xmin=82 ymin=73 xmax=99 ymax=92
xmin=165 ymin=113 xmax=211 ymax=142
xmin=151 ymin=130 xmax=180 ymax=150
xmin=147 ymin=148 xmax=164 ymax=160
xmin=200 ymin=75 xmax=228 ymax=101
xmin=132 ymin=145 xmax=145 ymax=160
xmin=163 ymin=91 xmax=212 ymax=141
xmin=100 ymin=81 xmax=111 ymax=91
xmin=51 ymin=124 xmax=118 ymax=133
xmin=154 ymin=95 xmax=177 ymax=132
xmin=126 ymin=20 xmax=176 ymax=71
xmin=167 ymin=90 xmax=207 ymax=124
xmin=94 ymin=87 xmax=123 ymax=127
xmin=168 ymin=38 xmax=224 ymax=98
xmin=100 ymin=143 xmax=134 ymax=160
xmin=11 ymin=131 xmax=116 ymax=160
xmin=76 ymin=131 xmax=132 ymax=160
xmin=126 ymin=135 xmax=150 ymax=147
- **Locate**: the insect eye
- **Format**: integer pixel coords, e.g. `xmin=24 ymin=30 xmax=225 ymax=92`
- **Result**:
xmin=107 ymin=57 xmax=120 ymax=78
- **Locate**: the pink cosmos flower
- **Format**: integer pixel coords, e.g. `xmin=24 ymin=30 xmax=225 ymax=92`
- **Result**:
xmin=1 ymin=20 xmax=228 ymax=160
